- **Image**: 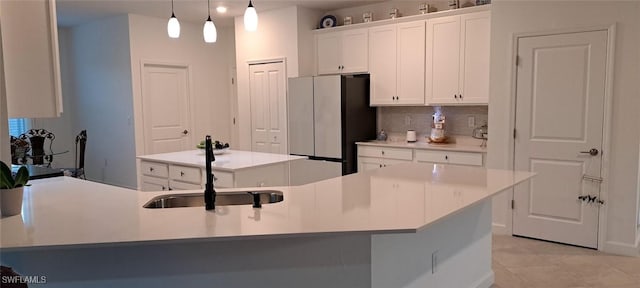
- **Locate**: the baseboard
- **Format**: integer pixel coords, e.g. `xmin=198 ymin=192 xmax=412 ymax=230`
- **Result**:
xmin=602 ymin=240 xmax=639 ymax=257
xmin=492 ymin=223 xmax=508 ymax=235
xmin=471 ymin=271 xmax=495 ymax=288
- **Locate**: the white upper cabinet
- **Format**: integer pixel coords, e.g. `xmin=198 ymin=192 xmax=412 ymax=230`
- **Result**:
xmin=1 ymin=0 xmax=63 ymax=118
xmin=426 ymin=11 xmax=490 ymax=105
xmin=316 ymin=28 xmax=368 ymax=75
xmin=369 ymin=21 xmax=425 ymax=106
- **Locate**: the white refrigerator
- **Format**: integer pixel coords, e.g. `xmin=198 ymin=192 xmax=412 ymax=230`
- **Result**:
xmin=287 ymin=75 xmax=377 ymax=184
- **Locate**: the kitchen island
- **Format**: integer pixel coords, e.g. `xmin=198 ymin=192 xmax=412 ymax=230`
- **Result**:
xmin=137 ymin=149 xmax=307 ymax=190
xmin=1 ymin=163 xmax=533 ymax=288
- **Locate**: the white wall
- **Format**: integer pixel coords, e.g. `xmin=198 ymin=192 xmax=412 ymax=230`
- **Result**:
xmin=128 ymin=14 xmax=235 ymax=156
xmin=234 ymin=6 xmax=322 ymax=150
xmin=69 ymin=15 xmax=137 ymax=188
xmin=488 ymin=0 xmax=640 ymax=253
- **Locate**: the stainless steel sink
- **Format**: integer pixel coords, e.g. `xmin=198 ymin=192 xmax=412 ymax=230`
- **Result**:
xmin=143 ymin=190 xmax=284 ymax=209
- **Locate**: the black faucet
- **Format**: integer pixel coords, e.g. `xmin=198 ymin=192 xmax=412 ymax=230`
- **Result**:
xmin=204 ymin=135 xmax=216 ymax=210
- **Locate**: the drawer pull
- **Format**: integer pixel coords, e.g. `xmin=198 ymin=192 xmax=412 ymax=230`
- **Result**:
xmin=381 ymin=150 xmax=385 ymax=155
xmin=445 ymin=155 xmax=448 ymax=160
xmin=180 ymin=171 xmax=185 ymax=176
xmin=149 ymin=167 xmax=154 ymax=172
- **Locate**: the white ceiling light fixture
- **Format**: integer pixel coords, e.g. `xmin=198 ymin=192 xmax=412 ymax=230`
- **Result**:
xmin=167 ymin=0 xmax=180 ymax=38
xmin=216 ymin=6 xmax=227 ymax=14
xmin=203 ymin=0 xmax=217 ymax=43
xmin=244 ymin=0 xmax=258 ymax=32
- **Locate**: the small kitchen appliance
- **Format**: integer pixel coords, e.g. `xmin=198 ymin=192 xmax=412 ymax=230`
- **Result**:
xmin=406 ymin=130 xmax=417 ymax=143
xmin=429 ymin=112 xmax=447 ymax=143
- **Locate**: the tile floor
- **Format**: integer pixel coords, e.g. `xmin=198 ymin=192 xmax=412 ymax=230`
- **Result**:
xmin=491 ymin=235 xmax=640 ymax=288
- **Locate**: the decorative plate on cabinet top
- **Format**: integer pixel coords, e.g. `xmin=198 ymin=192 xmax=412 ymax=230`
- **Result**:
xmin=320 ymin=15 xmax=337 ymax=28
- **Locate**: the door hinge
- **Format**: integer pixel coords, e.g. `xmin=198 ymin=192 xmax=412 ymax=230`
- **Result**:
xmin=233 ymin=117 xmax=236 ymax=125
xmin=516 ymin=55 xmax=520 ymax=66
xmin=511 ymin=199 xmax=515 ymax=209
xmin=513 ymin=129 xmax=516 ymax=139
xmin=231 ymin=77 xmax=235 ymax=85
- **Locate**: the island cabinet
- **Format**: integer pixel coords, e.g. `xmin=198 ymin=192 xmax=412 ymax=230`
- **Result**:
xmin=0 ymin=0 xmax=63 ymax=118
xmin=137 ymin=150 xmax=306 ymax=191
xmin=425 ymin=11 xmax=490 ymax=105
xmin=139 ymin=160 xmax=291 ymax=191
xmin=316 ymin=28 xmax=368 ymax=75
xmin=369 ymin=21 xmax=426 ymax=106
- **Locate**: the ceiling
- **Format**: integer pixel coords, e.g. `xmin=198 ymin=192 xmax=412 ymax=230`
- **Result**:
xmin=56 ymin=0 xmax=386 ymax=27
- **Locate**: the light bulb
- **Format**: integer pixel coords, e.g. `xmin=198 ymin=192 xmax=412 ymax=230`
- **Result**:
xmin=203 ymin=17 xmax=217 ymax=43
xmin=244 ymin=0 xmax=258 ymax=32
xmin=167 ymin=14 xmax=180 ymax=38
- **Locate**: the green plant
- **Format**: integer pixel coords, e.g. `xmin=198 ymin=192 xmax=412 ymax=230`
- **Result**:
xmin=0 ymin=161 xmax=29 ymax=189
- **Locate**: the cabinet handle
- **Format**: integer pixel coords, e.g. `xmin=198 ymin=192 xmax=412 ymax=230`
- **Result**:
xmin=381 ymin=150 xmax=385 ymax=155
xmin=149 ymin=167 xmax=154 ymax=172
xmin=161 ymin=186 xmax=166 ymax=190
xmin=379 ymin=164 xmax=383 ymax=168
xmin=454 ymin=94 xmax=458 ymax=99
xmin=445 ymin=155 xmax=448 ymax=160
xmin=168 ymin=187 xmax=173 ymax=191
xmin=460 ymin=94 xmax=463 ymax=99
xmin=213 ymin=176 xmax=218 ymax=181
xmin=180 ymin=171 xmax=185 ymax=176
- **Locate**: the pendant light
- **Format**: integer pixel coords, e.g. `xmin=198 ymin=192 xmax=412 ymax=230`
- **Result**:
xmin=167 ymin=0 xmax=180 ymax=38
xmin=203 ymin=0 xmax=217 ymax=43
xmin=243 ymin=0 xmax=258 ymax=32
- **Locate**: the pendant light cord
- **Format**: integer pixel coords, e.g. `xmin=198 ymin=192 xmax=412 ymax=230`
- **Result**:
xmin=208 ymin=0 xmax=211 ymax=17
xmin=171 ymin=0 xmax=175 ymax=17
xmin=248 ymin=0 xmax=254 ymax=8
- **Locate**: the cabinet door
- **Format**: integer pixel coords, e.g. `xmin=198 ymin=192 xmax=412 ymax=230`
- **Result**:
xmin=341 ymin=28 xmax=369 ymax=73
xmin=169 ymin=180 xmax=202 ymax=191
xmin=396 ymin=21 xmax=426 ymax=105
xmin=141 ymin=176 xmax=169 ymax=192
xmin=1 ymin=0 xmax=62 ymax=118
xmin=317 ymin=32 xmax=342 ymax=75
xmin=369 ymin=25 xmax=397 ymax=106
xmin=426 ymin=15 xmax=460 ymax=105
xmin=459 ymin=11 xmax=490 ymax=104
xmin=358 ymin=157 xmax=383 ymax=171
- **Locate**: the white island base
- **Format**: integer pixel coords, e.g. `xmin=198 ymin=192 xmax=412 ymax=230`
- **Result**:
xmin=2 ymin=200 xmax=492 ymax=288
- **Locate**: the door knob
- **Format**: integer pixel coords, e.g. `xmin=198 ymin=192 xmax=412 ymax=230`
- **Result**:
xmin=182 ymin=130 xmax=189 ymax=135
xmin=579 ymin=148 xmax=599 ymax=156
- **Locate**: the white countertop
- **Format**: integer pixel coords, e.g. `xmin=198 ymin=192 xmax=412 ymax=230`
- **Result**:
xmin=356 ymin=140 xmax=487 ymax=153
xmin=0 ymin=163 xmax=533 ymax=250
xmin=137 ymin=149 xmax=307 ymax=171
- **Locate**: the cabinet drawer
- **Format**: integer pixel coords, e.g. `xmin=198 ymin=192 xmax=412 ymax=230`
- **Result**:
xmin=358 ymin=146 xmax=413 ymax=160
xmin=169 ymin=180 xmax=202 ymax=191
xmin=447 ymin=151 xmax=483 ymax=166
xmin=415 ymin=150 xmax=483 ymax=166
xmin=141 ymin=161 xmax=169 ymax=178
xmin=214 ymin=171 xmax=234 ymax=188
xmin=169 ymin=165 xmax=202 ymax=184
xmin=141 ymin=176 xmax=169 ymax=192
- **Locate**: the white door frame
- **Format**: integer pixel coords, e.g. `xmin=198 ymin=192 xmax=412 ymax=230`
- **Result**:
xmin=508 ymin=25 xmax=616 ymax=251
xmin=139 ymin=60 xmax=194 ymax=155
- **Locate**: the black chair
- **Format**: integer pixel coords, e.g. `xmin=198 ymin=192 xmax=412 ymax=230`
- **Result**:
xmin=63 ymin=130 xmax=87 ymax=179
xmin=10 ymin=136 xmax=30 ymax=165
xmin=19 ymin=129 xmax=55 ymax=166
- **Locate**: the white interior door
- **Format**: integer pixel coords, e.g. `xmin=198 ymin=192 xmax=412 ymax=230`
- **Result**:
xmin=141 ymin=63 xmax=191 ymax=154
xmin=513 ymin=30 xmax=608 ymax=248
xmin=249 ymin=61 xmax=287 ymax=154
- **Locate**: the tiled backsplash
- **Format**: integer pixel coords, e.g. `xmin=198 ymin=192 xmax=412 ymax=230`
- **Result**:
xmin=377 ymin=106 xmax=488 ymax=140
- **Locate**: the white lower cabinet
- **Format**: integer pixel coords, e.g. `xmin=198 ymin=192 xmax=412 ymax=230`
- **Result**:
xmin=357 ymin=146 xmax=413 ymax=172
xmin=357 ymin=144 xmax=485 ymax=172
xmin=414 ymin=150 xmax=483 ymax=166
xmin=139 ymin=161 xmax=290 ymax=191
